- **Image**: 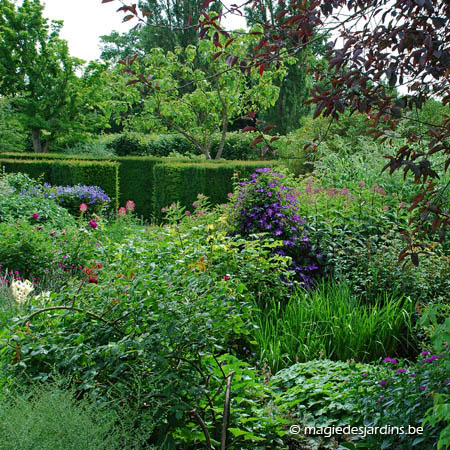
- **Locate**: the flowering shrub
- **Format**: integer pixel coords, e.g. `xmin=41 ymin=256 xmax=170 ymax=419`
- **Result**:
xmin=19 ymin=184 xmax=110 ymax=216
xmin=347 ymin=348 xmax=450 ymax=449
xmin=229 ymin=168 xmax=323 ymax=288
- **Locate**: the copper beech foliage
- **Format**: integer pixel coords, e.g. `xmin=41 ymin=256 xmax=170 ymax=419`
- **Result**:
xmin=103 ymin=0 xmax=449 ymax=265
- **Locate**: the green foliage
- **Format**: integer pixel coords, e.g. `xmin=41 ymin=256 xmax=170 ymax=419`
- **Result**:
xmin=252 ymin=282 xmax=416 ymax=372
xmin=0 ymin=192 xmax=75 ymax=228
xmin=122 ymin=29 xmax=286 ymax=159
xmin=0 ymin=382 xmax=121 ymax=450
xmin=0 ymin=159 xmax=120 ymax=211
xmin=0 ymin=98 xmax=26 ymax=153
xmin=0 ymin=1 xmax=105 ymax=152
xmin=0 ymin=221 xmax=95 ymax=281
xmin=116 ymin=156 xmax=163 ymax=220
xmin=0 ymin=208 xmax=294 ymax=446
xmin=152 ymin=161 xmax=278 ymax=222
xmin=104 ymin=132 xmax=266 ymax=160
xmin=348 ymin=351 xmax=450 ymax=450
xmin=270 ymin=359 xmax=372 ymax=429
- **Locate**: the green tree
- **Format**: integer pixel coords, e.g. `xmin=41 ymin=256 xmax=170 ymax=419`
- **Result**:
xmin=100 ymin=0 xmax=222 ymax=62
xmin=0 ymin=0 xmax=110 ymax=152
xmin=123 ymin=29 xmax=287 ymax=159
xmin=0 ymin=98 xmax=26 ymax=153
xmin=244 ymin=0 xmax=314 ymax=134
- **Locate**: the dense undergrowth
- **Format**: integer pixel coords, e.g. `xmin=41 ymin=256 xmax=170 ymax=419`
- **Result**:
xmin=0 ymin=137 xmax=449 ymax=449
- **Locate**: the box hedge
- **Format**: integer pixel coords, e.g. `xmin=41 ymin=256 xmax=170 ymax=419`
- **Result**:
xmin=152 ymin=161 xmax=279 ymax=221
xmin=0 ymin=158 xmax=120 ymax=210
xmin=2 ymin=153 xmax=280 ymax=221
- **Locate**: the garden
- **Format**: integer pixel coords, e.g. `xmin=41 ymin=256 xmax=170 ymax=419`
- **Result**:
xmin=0 ymin=1 xmax=449 ymax=449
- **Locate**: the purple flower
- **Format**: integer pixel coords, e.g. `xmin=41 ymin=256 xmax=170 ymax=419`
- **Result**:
xmin=396 ymin=368 xmax=406 ymax=373
xmin=421 ymin=351 xmax=430 ymax=356
xmin=88 ymin=219 xmax=98 ymax=229
xmin=410 ymin=373 xmax=418 ymax=377
xmin=383 ymin=357 xmax=398 ymax=364
xmin=32 ymin=213 xmax=40 ymax=220
xmin=419 ymin=385 xmax=426 ymax=390
xmin=444 ymin=381 xmax=450 ymax=385
xmin=379 ymin=380 xmax=388 ymax=387
xmin=361 ymin=373 xmax=368 ymax=377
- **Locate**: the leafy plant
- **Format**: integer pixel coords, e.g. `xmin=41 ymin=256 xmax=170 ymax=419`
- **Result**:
xmin=252 ymin=281 xmax=416 ymax=372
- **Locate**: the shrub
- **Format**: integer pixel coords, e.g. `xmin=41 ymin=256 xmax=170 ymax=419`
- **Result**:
xmin=0 ymin=382 xmax=121 ymax=450
xmin=227 ymin=167 xmax=323 ymax=288
xmin=0 ymin=221 xmax=96 ymax=281
xmin=19 ymin=183 xmax=111 ymax=217
xmin=0 ymin=159 xmax=120 ymax=211
xmin=152 ymin=161 xmax=279 ymax=222
xmin=105 ymin=132 xmax=147 ymax=156
xmin=0 ymin=192 xmax=76 ymax=228
xmin=347 ymin=350 xmax=450 ymax=449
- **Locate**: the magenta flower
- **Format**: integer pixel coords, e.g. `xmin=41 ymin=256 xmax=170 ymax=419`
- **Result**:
xmin=125 ymin=200 xmax=135 ymax=212
xmin=444 ymin=381 xmax=450 ymax=385
xmin=410 ymin=373 xmax=418 ymax=377
xmin=79 ymin=203 xmax=88 ymax=213
xmin=32 ymin=213 xmax=40 ymax=220
xmin=421 ymin=351 xmax=430 ymax=356
xmin=383 ymin=357 xmax=398 ymax=364
xmin=396 ymin=368 xmax=406 ymax=373
xmin=361 ymin=373 xmax=368 ymax=377
xmin=118 ymin=207 xmax=127 ymax=217
xmin=379 ymin=380 xmax=388 ymax=387
xmin=88 ymin=219 xmax=98 ymax=229
xmin=223 ymin=275 xmax=230 ymax=281
xmin=185 ymin=210 xmax=191 ymax=216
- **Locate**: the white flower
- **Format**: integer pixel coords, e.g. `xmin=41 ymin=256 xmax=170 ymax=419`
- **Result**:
xmin=33 ymin=291 xmax=51 ymax=304
xmin=11 ymin=279 xmax=34 ymax=304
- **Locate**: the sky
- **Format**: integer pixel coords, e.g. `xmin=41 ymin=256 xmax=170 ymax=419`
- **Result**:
xmin=42 ymin=1 xmax=247 ymax=62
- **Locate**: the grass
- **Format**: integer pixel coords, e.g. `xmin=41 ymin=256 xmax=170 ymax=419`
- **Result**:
xmin=252 ymin=281 xmax=417 ymax=373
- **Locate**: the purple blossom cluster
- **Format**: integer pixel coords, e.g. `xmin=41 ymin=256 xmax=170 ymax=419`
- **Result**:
xmin=20 ymin=184 xmax=110 ymax=214
xmin=233 ymin=168 xmax=322 ymax=288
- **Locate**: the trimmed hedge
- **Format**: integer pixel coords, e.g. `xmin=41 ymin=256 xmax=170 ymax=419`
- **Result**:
xmin=0 ymin=158 xmax=120 ymax=210
xmin=152 ymin=161 xmax=279 ymax=221
xmin=1 ymin=153 xmax=280 ymax=221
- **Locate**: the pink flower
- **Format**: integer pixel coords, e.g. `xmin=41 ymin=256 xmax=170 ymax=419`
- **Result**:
xmin=118 ymin=207 xmax=127 ymax=217
xmin=88 ymin=219 xmax=98 ymax=229
xmin=32 ymin=213 xmax=40 ymax=220
xmin=227 ymin=192 xmax=233 ymax=199
xmin=358 ymin=181 xmax=365 ymax=188
xmin=185 ymin=210 xmax=191 ymax=216
xmin=399 ymin=202 xmax=407 ymax=209
xmin=125 ymin=200 xmax=135 ymax=212
xmin=223 ymin=275 xmax=230 ymax=281
xmin=79 ymin=203 xmax=88 ymax=213
xmin=377 ymin=187 xmax=387 ymax=195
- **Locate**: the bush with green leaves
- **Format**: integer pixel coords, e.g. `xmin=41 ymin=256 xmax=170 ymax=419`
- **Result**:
xmin=0 ymin=192 xmax=76 ymax=228
xmin=291 ymin=175 xmax=450 ymax=305
xmin=0 ymin=221 xmax=97 ymax=282
xmin=346 ymin=350 xmax=450 ymax=450
xmin=0 ymin=382 xmax=122 ymax=450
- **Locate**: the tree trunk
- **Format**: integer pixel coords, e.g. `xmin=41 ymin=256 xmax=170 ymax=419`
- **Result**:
xmin=31 ymin=129 xmax=42 ymax=153
xmin=43 ymin=141 xmax=50 ymax=153
xmin=215 ymin=112 xmax=228 ymax=160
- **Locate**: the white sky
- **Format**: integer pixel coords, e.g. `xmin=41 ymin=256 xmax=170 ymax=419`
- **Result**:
xmin=42 ymin=1 xmax=247 ymax=62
